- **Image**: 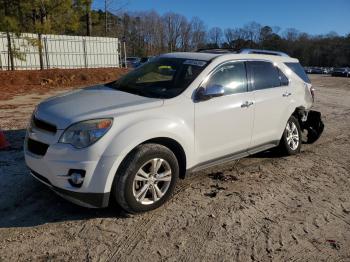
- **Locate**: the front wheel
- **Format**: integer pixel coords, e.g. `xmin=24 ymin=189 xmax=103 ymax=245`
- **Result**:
xmin=113 ymin=144 xmax=179 ymax=213
xmin=278 ymin=116 xmax=302 ymax=155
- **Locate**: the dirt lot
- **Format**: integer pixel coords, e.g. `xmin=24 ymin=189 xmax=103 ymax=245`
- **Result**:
xmin=0 ymin=74 xmax=349 ymax=261
xmin=0 ymin=68 xmax=128 ymax=101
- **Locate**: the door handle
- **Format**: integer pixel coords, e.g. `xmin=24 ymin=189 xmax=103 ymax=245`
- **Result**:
xmin=283 ymin=92 xmax=292 ymax=97
xmin=241 ymin=101 xmax=254 ymax=108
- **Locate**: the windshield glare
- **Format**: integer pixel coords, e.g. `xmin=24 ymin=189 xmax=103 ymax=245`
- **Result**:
xmin=108 ymin=57 xmax=208 ymax=98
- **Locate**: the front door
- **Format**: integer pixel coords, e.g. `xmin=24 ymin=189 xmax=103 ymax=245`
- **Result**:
xmin=194 ymin=61 xmax=254 ymax=163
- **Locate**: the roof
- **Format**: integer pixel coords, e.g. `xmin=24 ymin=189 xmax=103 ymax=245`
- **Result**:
xmin=160 ymin=51 xmax=298 ymax=63
xmin=161 ymin=52 xmax=220 ymax=61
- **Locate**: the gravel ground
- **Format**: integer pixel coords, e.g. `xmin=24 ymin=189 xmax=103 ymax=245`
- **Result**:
xmin=0 ymin=75 xmax=349 ymax=261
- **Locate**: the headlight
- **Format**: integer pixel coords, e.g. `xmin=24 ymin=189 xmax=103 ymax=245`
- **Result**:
xmin=59 ymin=118 xmax=113 ymax=149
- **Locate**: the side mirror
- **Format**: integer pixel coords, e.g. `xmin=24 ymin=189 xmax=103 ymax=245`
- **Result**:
xmin=196 ymin=84 xmax=225 ymax=101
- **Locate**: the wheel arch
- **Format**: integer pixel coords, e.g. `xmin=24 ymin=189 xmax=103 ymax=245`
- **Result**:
xmin=140 ymin=137 xmax=187 ymax=179
xmin=292 ymin=106 xmax=308 ymax=127
xmin=109 ymin=136 xmax=188 ymax=195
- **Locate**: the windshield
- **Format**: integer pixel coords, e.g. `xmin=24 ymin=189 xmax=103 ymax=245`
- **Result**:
xmin=107 ymin=57 xmax=208 ymax=98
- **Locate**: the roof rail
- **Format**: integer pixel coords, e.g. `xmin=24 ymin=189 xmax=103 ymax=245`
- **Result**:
xmin=196 ymin=48 xmax=237 ymax=54
xmin=239 ymin=49 xmax=289 ymax=57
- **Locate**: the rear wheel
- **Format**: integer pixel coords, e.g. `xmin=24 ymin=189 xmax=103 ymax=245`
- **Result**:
xmin=278 ymin=116 xmax=301 ymax=155
xmin=113 ymin=143 xmax=179 ymax=213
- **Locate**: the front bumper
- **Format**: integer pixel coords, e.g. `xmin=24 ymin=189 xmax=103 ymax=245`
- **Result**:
xmin=24 ymin=127 xmax=117 ymax=208
xmin=30 ymin=170 xmax=110 ymax=208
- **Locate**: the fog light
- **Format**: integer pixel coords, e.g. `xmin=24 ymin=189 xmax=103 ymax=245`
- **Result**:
xmin=71 ymin=173 xmax=84 ymax=184
xmin=68 ymin=169 xmax=85 ymax=187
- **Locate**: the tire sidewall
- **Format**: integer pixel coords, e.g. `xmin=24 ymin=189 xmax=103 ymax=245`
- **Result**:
xmin=116 ymin=144 xmax=179 ymax=213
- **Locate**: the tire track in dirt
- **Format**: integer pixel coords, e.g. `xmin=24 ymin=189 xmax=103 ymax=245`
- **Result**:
xmin=110 ymin=155 xmax=309 ymax=261
xmin=106 ymin=171 xmax=208 ymax=261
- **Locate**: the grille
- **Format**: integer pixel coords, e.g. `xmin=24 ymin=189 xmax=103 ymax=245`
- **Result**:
xmin=27 ymin=138 xmax=49 ymax=156
xmin=33 ymin=116 xmax=57 ymax=134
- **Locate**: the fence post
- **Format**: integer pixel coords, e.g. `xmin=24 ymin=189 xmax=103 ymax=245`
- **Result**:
xmin=123 ymin=41 xmax=127 ymax=68
xmin=118 ymin=40 xmax=122 ymax=68
xmin=0 ymin=43 xmax=2 ymax=70
xmin=82 ymin=38 xmax=88 ymax=68
xmin=0 ymin=34 xmax=3 ymax=70
xmin=6 ymin=32 xmax=14 ymax=70
xmin=38 ymin=33 xmax=44 ymax=70
xmin=43 ymin=37 xmax=50 ymax=69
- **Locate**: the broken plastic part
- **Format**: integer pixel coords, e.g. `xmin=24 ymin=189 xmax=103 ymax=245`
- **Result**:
xmin=301 ymin=110 xmax=324 ymax=144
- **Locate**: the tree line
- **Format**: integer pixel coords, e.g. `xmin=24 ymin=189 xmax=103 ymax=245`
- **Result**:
xmin=1 ymin=0 xmax=349 ymax=68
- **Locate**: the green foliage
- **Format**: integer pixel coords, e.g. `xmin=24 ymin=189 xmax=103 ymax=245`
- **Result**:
xmin=0 ymin=0 xmax=82 ymax=35
xmin=11 ymin=41 xmax=26 ymax=61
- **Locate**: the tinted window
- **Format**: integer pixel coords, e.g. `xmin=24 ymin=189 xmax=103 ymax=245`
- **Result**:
xmin=108 ymin=57 xmax=207 ymax=99
xmin=248 ymin=61 xmax=281 ymax=90
xmin=285 ymin=62 xmax=311 ymax=83
xmin=205 ymin=62 xmax=247 ymax=95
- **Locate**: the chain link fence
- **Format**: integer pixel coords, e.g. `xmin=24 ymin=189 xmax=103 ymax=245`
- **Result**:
xmin=0 ymin=32 xmax=122 ymax=70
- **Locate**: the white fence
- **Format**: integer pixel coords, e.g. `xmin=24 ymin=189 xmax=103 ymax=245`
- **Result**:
xmin=0 ymin=32 xmax=121 ymax=70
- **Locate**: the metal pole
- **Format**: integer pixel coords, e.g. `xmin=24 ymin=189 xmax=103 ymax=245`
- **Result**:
xmin=118 ymin=40 xmax=121 ymax=68
xmin=83 ymin=38 xmax=88 ymax=68
xmin=43 ymin=37 xmax=50 ymax=69
xmin=123 ymin=41 xmax=127 ymax=68
xmin=105 ymin=0 xmax=108 ymax=36
xmin=0 ymin=36 xmax=3 ymax=70
xmin=117 ymin=40 xmax=121 ymax=68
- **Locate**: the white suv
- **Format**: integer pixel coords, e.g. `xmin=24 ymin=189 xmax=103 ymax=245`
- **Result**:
xmin=25 ymin=49 xmax=324 ymax=213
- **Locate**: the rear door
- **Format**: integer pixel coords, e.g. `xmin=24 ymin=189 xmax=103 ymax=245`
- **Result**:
xmin=194 ymin=61 xmax=254 ymax=163
xmin=246 ymin=61 xmax=291 ymax=147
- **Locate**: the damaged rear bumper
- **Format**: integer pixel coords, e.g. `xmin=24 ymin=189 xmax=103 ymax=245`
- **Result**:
xmin=301 ymin=110 xmax=324 ymax=143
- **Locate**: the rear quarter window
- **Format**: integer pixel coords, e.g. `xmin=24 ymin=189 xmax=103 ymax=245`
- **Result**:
xmin=285 ymin=62 xmax=311 ymax=83
xmin=247 ymin=61 xmax=281 ymax=90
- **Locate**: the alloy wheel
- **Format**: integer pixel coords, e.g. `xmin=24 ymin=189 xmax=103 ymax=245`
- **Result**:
xmin=132 ymin=158 xmax=172 ymax=205
xmin=286 ymin=121 xmax=299 ymax=151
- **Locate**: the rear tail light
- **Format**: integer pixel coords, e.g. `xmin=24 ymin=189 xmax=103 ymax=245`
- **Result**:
xmin=310 ymin=86 xmax=315 ymax=102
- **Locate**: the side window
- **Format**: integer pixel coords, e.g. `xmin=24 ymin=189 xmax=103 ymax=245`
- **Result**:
xmin=205 ymin=62 xmax=247 ymax=95
xmin=278 ymin=68 xmax=289 ymax=86
xmin=285 ymin=62 xmax=310 ymax=83
xmin=248 ymin=61 xmax=281 ymax=90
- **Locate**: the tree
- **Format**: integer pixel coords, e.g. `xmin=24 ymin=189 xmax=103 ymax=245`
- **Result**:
xmin=190 ymin=17 xmax=206 ymax=50
xmin=243 ymin=22 xmax=262 ymax=46
xmin=163 ymin=12 xmax=186 ymax=52
xmin=0 ymin=0 xmax=21 ymax=70
xmin=75 ymin=0 xmax=93 ymax=36
xmin=208 ymin=27 xmax=223 ymax=47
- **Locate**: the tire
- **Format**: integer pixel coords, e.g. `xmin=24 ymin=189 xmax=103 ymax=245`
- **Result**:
xmin=113 ymin=143 xmax=179 ymax=213
xmin=278 ymin=116 xmax=302 ymax=155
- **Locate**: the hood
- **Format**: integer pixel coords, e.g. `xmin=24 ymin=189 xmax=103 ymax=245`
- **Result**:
xmin=36 ymin=85 xmax=163 ymax=129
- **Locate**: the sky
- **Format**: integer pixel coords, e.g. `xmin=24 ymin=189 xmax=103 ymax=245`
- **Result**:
xmin=92 ymin=0 xmax=350 ymax=36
